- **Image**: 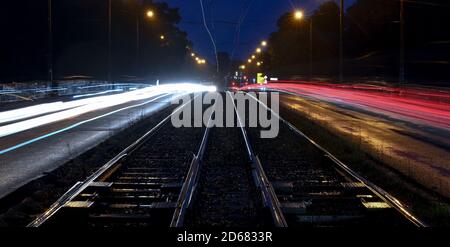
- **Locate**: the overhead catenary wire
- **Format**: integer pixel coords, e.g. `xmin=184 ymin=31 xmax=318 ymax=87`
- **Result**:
xmin=230 ymin=0 xmax=254 ymax=61
xmin=200 ymin=0 xmax=219 ymax=73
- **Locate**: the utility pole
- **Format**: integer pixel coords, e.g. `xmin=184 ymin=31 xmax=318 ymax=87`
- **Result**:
xmin=136 ymin=15 xmax=140 ymax=76
xmin=399 ymin=0 xmax=405 ymax=84
xmin=136 ymin=1 xmax=144 ymax=77
xmin=339 ymin=0 xmax=344 ymax=83
xmin=299 ymin=24 xmax=302 ymax=78
xmin=108 ymin=0 xmax=112 ymax=82
xmin=48 ymin=0 xmax=54 ymax=88
xmin=309 ymin=20 xmax=313 ymax=81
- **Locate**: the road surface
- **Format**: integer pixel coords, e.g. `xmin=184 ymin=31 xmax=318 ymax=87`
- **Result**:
xmin=239 ymin=82 xmax=450 ymax=197
xmin=0 ymin=84 xmax=215 ymax=199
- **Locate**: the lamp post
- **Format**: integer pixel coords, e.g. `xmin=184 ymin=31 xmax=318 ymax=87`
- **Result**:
xmin=48 ymin=0 xmax=53 ymax=88
xmin=108 ymin=0 xmax=112 ymax=82
xmin=294 ymin=10 xmax=303 ymax=79
xmin=309 ymin=20 xmax=313 ymax=80
xmin=136 ymin=14 xmax=140 ymax=75
xmin=294 ymin=10 xmax=313 ymax=80
xmin=399 ymin=0 xmax=405 ymax=84
xmin=339 ymin=0 xmax=344 ymax=83
xmin=136 ymin=9 xmax=155 ymax=76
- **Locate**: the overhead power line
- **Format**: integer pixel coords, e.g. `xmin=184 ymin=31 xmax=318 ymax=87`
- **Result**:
xmin=199 ymin=0 xmax=219 ymax=72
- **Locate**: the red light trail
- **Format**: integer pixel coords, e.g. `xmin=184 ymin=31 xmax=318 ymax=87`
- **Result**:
xmin=239 ymin=81 xmax=450 ymax=130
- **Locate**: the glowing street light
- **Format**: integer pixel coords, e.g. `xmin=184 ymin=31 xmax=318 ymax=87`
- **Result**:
xmin=256 ymin=48 xmax=262 ymax=53
xmin=240 ymin=65 xmax=246 ymax=70
xmin=248 ymin=59 xmax=252 ymax=63
xmin=191 ymin=53 xmax=195 ymax=57
xmin=261 ymin=41 xmax=267 ymax=47
xmin=251 ymin=55 xmax=256 ymax=59
xmin=294 ymin=10 xmax=304 ymax=20
xmin=197 ymin=59 xmax=206 ymax=64
xmin=160 ymin=35 xmax=165 ymax=40
xmin=147 ymin=10 xmax=155 ymax=18
xmin=257 ymin=62 xmax=261 ymax=66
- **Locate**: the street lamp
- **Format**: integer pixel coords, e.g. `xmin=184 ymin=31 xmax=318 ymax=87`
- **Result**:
xmin=294 ymin=10 xmax=304 ymax=20
xmin=248 ymin=59 xmax=252 ymax=63
xmin=251 ymin=55 xmax=256 ymax=59
xmin=108 ymin=0 xmax=112 ymax=81
xmin=261 ymin=40 xmax=267 ymax=47
xmin=107 ymin=4 xmax=157 ymax=82
xmin=146 ymin=10 xmax=154 ymax=18
xmin=136 ymin=8 xmax=157 ymax=76
xmin=191 ymin=53 xmax=195 ymax=57
xmin=48 ymin=0 xmax=53 ymax=87
xmin=294 ymin=10 xmax=313 ymax=80
xmin=399 ymin=0 xmax=405 ymax=84
xmin=339 ymin=0 xmax=344 ymax=83
xmin=160 ymin=35 xmax=165 ymax=40
xmin=256 ymin=48 xmax=262 ymax=53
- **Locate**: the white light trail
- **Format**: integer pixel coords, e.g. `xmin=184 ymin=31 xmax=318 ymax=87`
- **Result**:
xmin=0 ymin=83 xmax=216 ymax=138
xmin=73 ymin=89 xmax=124 ymax=99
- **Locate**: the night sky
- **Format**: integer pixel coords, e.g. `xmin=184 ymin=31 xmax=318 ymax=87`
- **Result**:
xmin=158 ymin=0 xmax=356 ymax=63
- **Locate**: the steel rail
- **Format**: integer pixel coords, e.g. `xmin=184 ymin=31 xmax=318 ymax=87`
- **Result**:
xmin=27 ymin=94 xmax=198 ymax=227
xmin=227 ymin=91 xmax=288 ymax=227
xmin=247 ymin=92 xmax=428 ymax=227
xmin=170 ymin=94 xmax=218 ymax=227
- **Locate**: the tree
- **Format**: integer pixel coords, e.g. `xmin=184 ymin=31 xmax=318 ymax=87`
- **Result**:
xmin=346 ymin=0 xmax=399 ymax=54
xmin=263 ymin=0 xmax=450 ymax=83
xmin=310 ymin=1 xmax=340 ymax=61
xmin=266 ymin=1 xmax=340 ymax=74
xmin=0 ymin=0 xmax=193 ymax=82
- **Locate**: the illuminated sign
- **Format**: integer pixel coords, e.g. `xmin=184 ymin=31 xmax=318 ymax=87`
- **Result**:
xmin=257 ymin=73 xmax=265 ymax=84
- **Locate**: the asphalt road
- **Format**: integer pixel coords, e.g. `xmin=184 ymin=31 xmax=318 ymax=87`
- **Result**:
xmin=238 ymin=82 xmax=450 ymax=197
xmin=0 ymin=92 xmax=176 ymax=199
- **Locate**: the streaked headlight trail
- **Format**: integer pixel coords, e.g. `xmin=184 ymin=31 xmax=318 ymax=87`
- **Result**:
xmin=0 ymin=83 xmax=216 ymax=154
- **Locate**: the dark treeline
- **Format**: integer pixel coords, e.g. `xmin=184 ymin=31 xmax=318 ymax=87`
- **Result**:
xmin=0 ymin=0 xmax=199 ymax=82
xmin=262 ymin=0 xmax=450 ymax=85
